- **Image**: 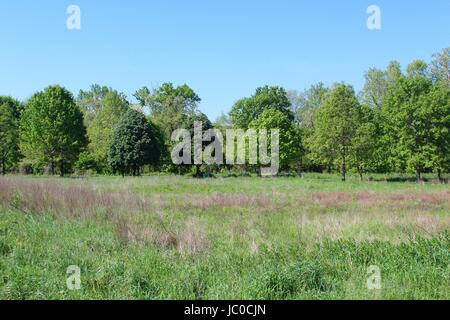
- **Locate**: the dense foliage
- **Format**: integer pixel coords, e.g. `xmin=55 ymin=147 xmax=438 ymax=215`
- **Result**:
xmin=1 ymin=48 xmax=449 ymax=179
xmin=108 ymin=109 xmax=160 ymax=176
xmin=18 ymin=85 xmax=87 ymax=176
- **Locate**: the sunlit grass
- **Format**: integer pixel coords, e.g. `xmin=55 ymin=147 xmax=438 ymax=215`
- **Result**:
xmin=0 ymin=174 xmax=449 ymax=299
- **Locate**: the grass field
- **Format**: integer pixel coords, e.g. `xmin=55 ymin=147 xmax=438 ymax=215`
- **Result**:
xmin=0 ymin=174 xmax=449 ymax=299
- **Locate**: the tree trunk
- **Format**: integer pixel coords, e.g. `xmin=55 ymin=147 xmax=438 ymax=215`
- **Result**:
xmin=438 ymin=169 xmax=443 ymax=183
xmin=358 ymin=166 xmax=363 ymax=181
xmin=50 ymin=162 xmax=55 ymax=176
xmin=416 ymin=167 xmax=422 ymax=183
xmin=342 ymin=162 xmax=346 ymax=181
xmin=1 ymin=160 xmax=5 ymax=175
xmin=342 ymin=150 xmax=346 ymax=182
xmin=195 ymin=165 xmax=200 ymax=178
xmin=59 ymin=161 xmax=64 ymax=177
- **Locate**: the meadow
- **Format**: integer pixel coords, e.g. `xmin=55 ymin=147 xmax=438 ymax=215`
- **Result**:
xmin=0 ymin=174 xmax=449 ymax=300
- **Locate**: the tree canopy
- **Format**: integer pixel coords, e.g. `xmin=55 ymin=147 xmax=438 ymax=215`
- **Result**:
xmin=230 ymin=86 xmax=294 ymax=129
xmin=1 ymin=47 xmax=448 ymax=180
xmin=19 ymin=85 xmax=87 ymax=176
xmin=108 ymin=109 xmax=160 ymax=176
xmin=0 ymin=103 xmax=19 ymax=174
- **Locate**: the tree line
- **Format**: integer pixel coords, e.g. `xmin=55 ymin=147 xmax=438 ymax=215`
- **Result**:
xmin=0 ymin=48 xmax=448 ymax=181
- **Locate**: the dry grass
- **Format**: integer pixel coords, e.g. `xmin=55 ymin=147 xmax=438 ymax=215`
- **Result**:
xmin=1 ymin=176 xmax=449 ymax=251
xmin=0 ymin=177 xmax=156 ymax=218
xmin=311 ymin=190 xmax=450 ymax=208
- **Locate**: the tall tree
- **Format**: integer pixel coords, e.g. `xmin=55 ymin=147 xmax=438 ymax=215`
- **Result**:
xmin=108 ymin=109 xmax=160 ymax=176
xmin=0 ymin=96 xmax=24 ymax=119
xmin=430 ymin=48 xmax=450 ymax=88
xmin=407 ymin=60 xmax=429 ymax=78
xmin=135 ymin=83 xmax=201 ymax=140
xmin=85 ymin=91 xmax=129 ymax=172
xmin=77 ymin=85 xmax=119 ymax=127
xmin=359 ymin=61 xmax=404 ymax=109
xmin=133 ymin=83 xmax=202 ymax=172
xmin=288 ymin=83 xmax=329 ymax=127
xmin=349 ymin=105 xmax=377 ymax=180
xmin=19 ymin=85 xmax=87 ymax=176
xmin=360 ymin=68 xmax=388 ymax=108
xmin=0 ymin=103 xmax=19 ymax=174
xmin=213 ymin=112 xmax=232 ymax=130
xmin=386 ymin=61 xmax=403 ymax=85
xmin=381 ymin=75 xmax=445 ymax=181
xmin=230 ymin=86 xmax=293 ymax=129
xmin=420 ymin=83 xmax=450 ymax=181
xmin=182 ymin=112 xmax=213 ymax=176
xmin=249 ymin=108 xmax=302 ymax=172
xmin=309 ymin=83 xmax=362 ymax=181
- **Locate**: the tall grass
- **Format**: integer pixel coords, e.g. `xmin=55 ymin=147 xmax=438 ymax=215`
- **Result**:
xmin=0 ymin=175 xmax=449 ymax=299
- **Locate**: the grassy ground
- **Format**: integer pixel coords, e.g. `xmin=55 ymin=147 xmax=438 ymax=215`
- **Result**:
xmin=0 ymin=174 xmax=449 ymax=299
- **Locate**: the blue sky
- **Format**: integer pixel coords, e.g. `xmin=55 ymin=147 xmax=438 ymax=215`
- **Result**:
xmin=1 ymin=0 xmax=448 ymax=120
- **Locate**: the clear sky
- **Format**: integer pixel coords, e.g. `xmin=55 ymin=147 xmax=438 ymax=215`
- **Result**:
xmin=1 ymin=0 xmax=448 ymax=120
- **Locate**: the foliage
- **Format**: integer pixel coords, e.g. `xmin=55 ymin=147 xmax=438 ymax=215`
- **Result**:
xmin=359 ymin=61 xmax=403 ymax=108
xmin=1 ymin=47 xmax=449 ymax=179
xmin=288 ymin=83 xmax=329 ymax=128
xmin=84 ymin=91 xmax=129 ymax=173
xmin=349 ymin=105 xmax=377 ymax=179
xmin=249 ymin=108 xmax=302 ymax=171
xmin=19 ymin=85 xmax=87 ymax=176
xmin=308 ymin=83 xmax=363 ymax=180
xmin=0 ymin=96 xmax=24 ymax=119
xmin=133 ymin=83 xmax=203 ymax=172
xmin=430 ymin=48 xmax=450 ymax=88
xmin=77 ymin=84 xmax=121 ymax=127
xmin=381 ymin=76 xmax=449 ymax=180
xmin=0 ymin=103 xmax=20 ymax=174
xmin=230 ymin=86 xmax=294 ymax=129
xmin=108 ymin=109 xmax=160 ymax=176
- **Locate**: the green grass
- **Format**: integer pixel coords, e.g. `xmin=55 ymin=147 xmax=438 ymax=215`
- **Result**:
xmin=0 ymin=174 xmax=449 ymax=299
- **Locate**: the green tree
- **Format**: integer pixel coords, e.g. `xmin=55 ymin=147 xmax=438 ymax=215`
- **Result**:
xmin=108 ymin=109 xmax=160 ymax=176
xmin=407 ymin=60 xmax=429 ymax=78
xmin=133 ymin=83 xmax=201 ymax=140
xmin=0 ymin=96 xmax=24 ymax=119
xmin=386 ymin=61 xmax=403 ymax=85
xmin=213 ymin=112 xmax=232 ymax=130
xmin=309 ymin=83 xmax=362 ymax=181
xmin=288 ymin=84 xmax=329 ymax=172
xmin=84 ymin=91 xmax=129 ymax=172
xmin=19 ymin=85 xmax=87 ymax=176
xmin=77 ymin=85 xmax=119 ymax=127
xmin=381 ymin=76 xmax=447 ymax=181
xmin=134 ymin=83 xmax=202 ymax=172
xmin=288 ymin=83 xmax=329 ymax=127
xmin=0 ymin=103 xmax=19 ymax=174
xmin=357 ymin=61 xmax=404 ymax=174
xmin=430 ymin=48 xmax=450 ymax=88
xmin=359 ymin=61 xmax=404 ymax=109
xmin=349 ymin=105 xmax=377 ymax=180
xmin=418 ymin=83 xmax=450 ymax=181
xmin=230 ymin=86 xmax=293 ymax=129
xmin=181 ymin=112 xmax=213 ymax=176
xmin=360 ymin=68 xmax=388 ymax=108
xmin=249 ymin=108 xmax=302 ymax=172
